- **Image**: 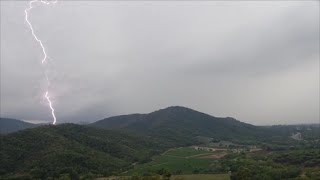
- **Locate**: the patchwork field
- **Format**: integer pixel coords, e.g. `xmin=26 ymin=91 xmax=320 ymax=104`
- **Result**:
xmin=172 ymin=174 xmax=230 ymax=180
xmin=126 ymin=147 xmax=228 ymax=175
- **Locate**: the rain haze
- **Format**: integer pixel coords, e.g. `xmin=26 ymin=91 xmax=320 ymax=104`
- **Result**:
xmin=0 ymin=1 xmax=319 ymax=125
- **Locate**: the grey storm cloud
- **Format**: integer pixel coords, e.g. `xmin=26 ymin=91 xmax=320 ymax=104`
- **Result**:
xmin=0 ymin=1 xmax=319 ymax=125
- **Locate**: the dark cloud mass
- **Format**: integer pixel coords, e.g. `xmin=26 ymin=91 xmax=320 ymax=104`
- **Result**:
xmin=0 ymin=1 xmax=319 ymax=125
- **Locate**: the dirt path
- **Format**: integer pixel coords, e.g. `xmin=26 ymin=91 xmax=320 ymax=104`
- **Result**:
xmin=185 ymin=153 xmax=217 ymax=159
xmin=161 ymin=147 xmax=183 ymax=155
xmin=163 ymin=152 xmax=218 ymax=159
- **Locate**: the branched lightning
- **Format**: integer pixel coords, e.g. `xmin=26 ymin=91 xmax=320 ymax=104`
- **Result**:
xmin=25 ymin=0 xmax=57 ymax=125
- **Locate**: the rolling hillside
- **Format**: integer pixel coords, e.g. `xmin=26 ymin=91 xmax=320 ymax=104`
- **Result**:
xmin=91 ymin=106 xmax=274 ymax=143
xmin=0 ymin=118 xmax=39 ymax=134
xmin=2 ymin=106 xmax=309 ymax=179
xmin=0 ymin=124 xmax=165 ymax=179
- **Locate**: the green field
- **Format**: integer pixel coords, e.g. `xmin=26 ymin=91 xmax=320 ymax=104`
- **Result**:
xmin=127 ymin=147 xmax=226 ymax=175
xmin=97 ymin=174 xmax=230 ymax=180
xmin=165 ymin=147 xmax=211 ymax=157
xmin=172 ymin=174 xmax=230 ymax=180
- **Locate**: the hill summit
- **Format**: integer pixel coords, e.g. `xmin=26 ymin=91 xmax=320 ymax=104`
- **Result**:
xmin=91 ymin=106 xmax=268 ymax=143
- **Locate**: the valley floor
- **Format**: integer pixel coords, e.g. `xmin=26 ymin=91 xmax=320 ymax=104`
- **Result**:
xmin=98 ymin=143 xmax=320 ymax=180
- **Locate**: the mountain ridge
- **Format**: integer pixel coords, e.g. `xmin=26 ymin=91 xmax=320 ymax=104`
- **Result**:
xmin=0 ymin=118 xmax=39 ymax=134
xmin=90 ymin=106 xmax=272 ymax=143
xmin=2 ymin=106 xmax=312 ymax=179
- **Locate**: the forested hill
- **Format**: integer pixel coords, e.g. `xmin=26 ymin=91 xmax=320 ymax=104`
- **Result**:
xmin=91 ymin=106 xmax=276 ymax=143
xmin=1 ymin=107 xmax=317 ymax=179
xmin=0 ymin=124 xmax=166 ymax=179
xmin=0 ymin=118 xmax=39 ymax=134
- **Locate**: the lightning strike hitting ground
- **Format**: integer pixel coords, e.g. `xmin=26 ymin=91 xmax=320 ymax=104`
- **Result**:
xmin=25 ymin=0 xmax=57 ymax=125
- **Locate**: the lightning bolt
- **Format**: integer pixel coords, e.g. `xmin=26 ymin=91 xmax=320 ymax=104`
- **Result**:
xmin=25 ymin=0 xmax=57 ymax=125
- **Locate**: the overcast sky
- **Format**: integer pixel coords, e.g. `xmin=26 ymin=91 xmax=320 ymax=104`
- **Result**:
xmin=0 ymin=1 xmax=319 ymax=125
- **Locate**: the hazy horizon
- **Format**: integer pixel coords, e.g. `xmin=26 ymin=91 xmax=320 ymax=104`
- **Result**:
xmin=1 ymin=1 xmax=319 ymax=125
xmin=1 ymin=105 xmax=319 ymax=126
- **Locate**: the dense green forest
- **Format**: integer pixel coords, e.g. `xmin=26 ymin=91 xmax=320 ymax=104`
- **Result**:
xmin=0 ymin=124 xmax=169 ymax=179
xmin=1 ymin=106 xmax=319 ymax=179
xmin=91 ymin=106 xmax=298 ymax=144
